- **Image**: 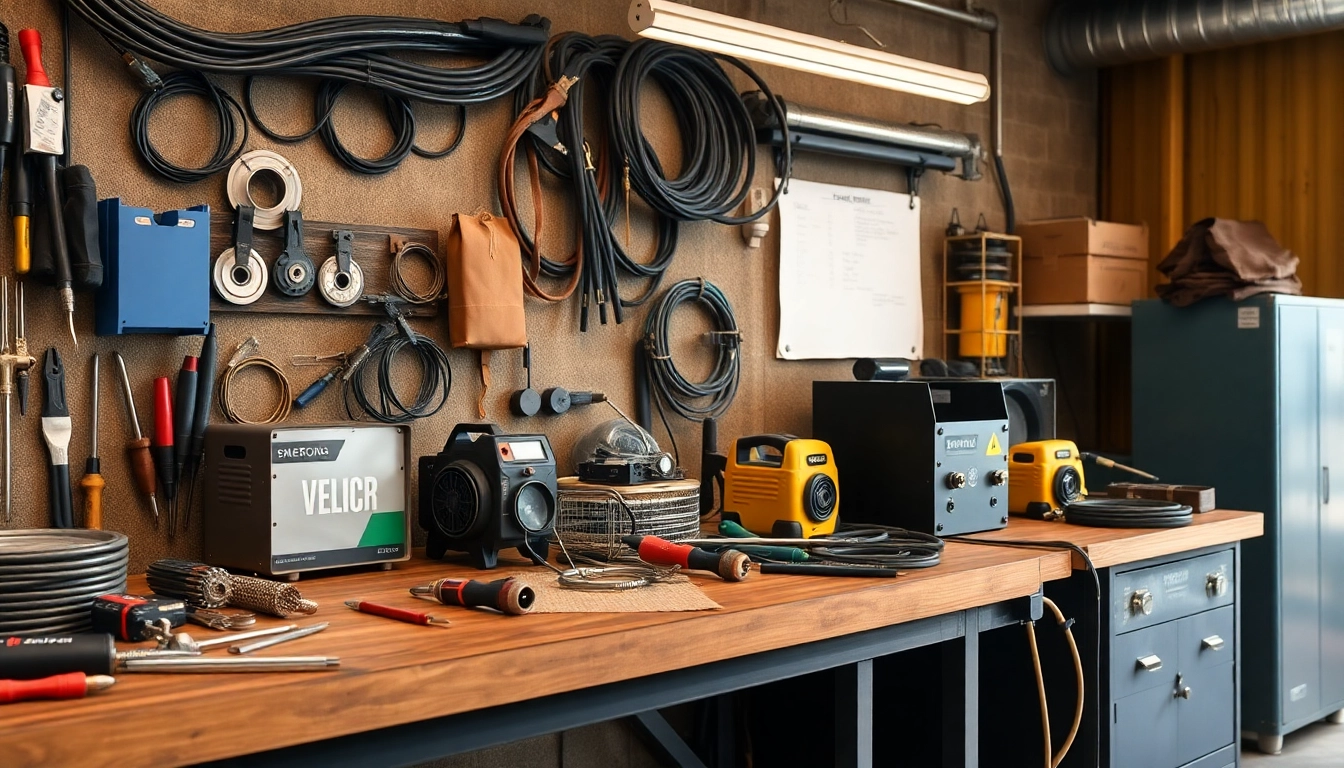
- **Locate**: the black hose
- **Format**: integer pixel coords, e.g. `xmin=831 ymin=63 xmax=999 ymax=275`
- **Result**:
xmin=609 ymin=40 xmax=790 ymax=225
xmin=129 ymin=70 xmax=248 ymax=184
xmin=1063 ymin=498 xmax=1192 ymax=528
xmin=810 ymin=525 xmax=945 ymax=568
xmin=994 ymin=153 xmax=1015 ymax=234
xmin=641 ymin=278 xmax=741 ymax=423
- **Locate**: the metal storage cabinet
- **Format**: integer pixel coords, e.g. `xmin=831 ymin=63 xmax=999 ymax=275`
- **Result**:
xmin=1132 ymin=295 xmax=1344 ymax=753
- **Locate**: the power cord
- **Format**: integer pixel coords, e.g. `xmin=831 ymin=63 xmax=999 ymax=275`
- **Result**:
xmin=1064 ymin=498 xmax=1192 ymax=528
xmin=945 ymin=535 xmax=1100 ymax=768
xmin=218 ymin=357 xmax=292 ymax=425
xmin=343 ymin=324 xmax=452 ymax=424
xmin=641 ymin=278 xmax=741 ymax=426
xmin=129 ymin=70 xmax=248 ymax=184
xmin=1026 ymin=596 xmax=1084 ymax=768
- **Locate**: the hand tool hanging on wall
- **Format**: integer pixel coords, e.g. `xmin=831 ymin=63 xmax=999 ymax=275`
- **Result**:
xmin=1 ymin=24 xmax=28 ymax=277
xmin=79 ymin=353 xmax=103 ymax=529
xmin=0 ymin=278 xmax=34 ymax=524
xmin=182 ymin=324 xmax=217 ymax=525
xmin=0 ymin=22 xmax=15 ymax=224
xmin=40 ymin=347 xmax=73 ymax=528
xmin=17 ymin=30 xmax=77 ymax=344
xmin=112 ymin=351 xmax=159 ymax=526
xmin=151 ymin=376 xmax=175 ymax=534
xmin=171 ymin=356 xmax=198 ymax=531
xmin=0 ymin=673 xmax=115 ymax=704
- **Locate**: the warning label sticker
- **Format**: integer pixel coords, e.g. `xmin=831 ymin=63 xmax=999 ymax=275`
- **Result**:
xmin=985 ymin=433 xmax=1002 ymax=456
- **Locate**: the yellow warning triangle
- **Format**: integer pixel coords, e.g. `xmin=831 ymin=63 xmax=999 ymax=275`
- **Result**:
xmin=986 ymin=433 xmax=1002 ymax=456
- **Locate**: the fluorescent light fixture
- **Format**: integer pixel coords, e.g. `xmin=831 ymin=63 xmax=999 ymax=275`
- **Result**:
xmin=628 ymin=0 xmax=990 ymax=105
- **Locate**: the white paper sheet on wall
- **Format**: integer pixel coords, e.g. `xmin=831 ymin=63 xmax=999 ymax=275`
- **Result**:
xmin=775 ymin=178 xmax=922 ymax=360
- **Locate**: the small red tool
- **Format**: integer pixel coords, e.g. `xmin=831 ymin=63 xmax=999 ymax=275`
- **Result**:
xmin=0 ymin=672 xmax=115 ymax=704
xmin=151 ymin=377 xmax=176 ymax=534
xmin=345 ymin=600 xmax=450 ymax=627
xmin=622 ymin=535 xmax=753 ymax=582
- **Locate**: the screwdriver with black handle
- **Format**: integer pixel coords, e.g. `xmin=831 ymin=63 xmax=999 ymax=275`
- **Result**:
xmin=40 ymin=347 xmax=72 ymax=528
xmin=80 ymin=354 xmax=103 ymax=529
xmin=182 ymin=323 xmax=216 ymax=528
xmin=18 ymin=29 xmax=76 ymax=344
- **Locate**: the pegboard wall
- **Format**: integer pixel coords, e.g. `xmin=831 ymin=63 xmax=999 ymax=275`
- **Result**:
xmin=2 ymin=0 xmax=1096 ymax=571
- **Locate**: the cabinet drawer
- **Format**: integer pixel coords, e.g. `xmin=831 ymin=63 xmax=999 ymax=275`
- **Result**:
xmin=1176 ymin=661 xmax=1236 ymax=766
xmin=1113 ymin=549 xmax=1234 ymax=632
xmin=1180 ymin=605 xmax=1235 ymax=672
xmin=1113 ymin=620 xmax=1179 ymax=699
xmin=1114 ymin=683 xmax=1180 ymax=768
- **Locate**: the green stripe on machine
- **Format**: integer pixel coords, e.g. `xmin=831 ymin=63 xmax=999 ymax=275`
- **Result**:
xmin=357 ymin=511 xmax=406 ymax=547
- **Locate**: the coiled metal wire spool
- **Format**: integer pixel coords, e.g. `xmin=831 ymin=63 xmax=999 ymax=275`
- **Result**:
xmin=553 ymin=478 xmax=700 ymax=562
xmin=0 ymin=530 xmax=129 ymax=635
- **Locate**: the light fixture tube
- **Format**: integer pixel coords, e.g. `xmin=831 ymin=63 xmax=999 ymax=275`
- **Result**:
xmin=628 ymin=0 xmax=990 ymax=105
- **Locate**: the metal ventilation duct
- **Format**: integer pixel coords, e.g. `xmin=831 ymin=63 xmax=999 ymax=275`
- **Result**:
xmin=1046 ymin=0 xmax=1344 ymax=73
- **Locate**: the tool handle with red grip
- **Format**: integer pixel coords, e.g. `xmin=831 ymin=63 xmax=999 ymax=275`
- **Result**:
xmin=346 ymin=600 xmax=445 ymax=626
xmin=0 ymin=672 xmax=88 ymax=704
xmin=623 ymin=535 xmax=752 ymax=582
xmin=17 ymin=30 xmax=50 ymax=88
xmin=428 ymin=578 xmax=535 ymax=615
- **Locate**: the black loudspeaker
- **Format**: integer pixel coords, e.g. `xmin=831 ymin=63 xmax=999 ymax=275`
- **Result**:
xmin=999 ymin=378 xmax=1056 ymax=448
xmin=417 ymin=423 xmax=557 ymax=569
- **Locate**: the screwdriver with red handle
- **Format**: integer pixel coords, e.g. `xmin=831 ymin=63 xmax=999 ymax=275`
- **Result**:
xmin=151 ymin=376 xmax=176 ymax=535
xmin=0 ymin=672 xmax=115 ymax=704
xmin=622 ymin=535 xmax=753 ymax=582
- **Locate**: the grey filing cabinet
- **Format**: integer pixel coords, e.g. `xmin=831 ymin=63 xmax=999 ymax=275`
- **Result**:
xmin=1133 ymin=295 xmax=1344 ymax=753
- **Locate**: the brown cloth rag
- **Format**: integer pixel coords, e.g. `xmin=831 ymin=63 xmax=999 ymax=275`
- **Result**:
xmin=1157 ymin=218 xmax=1302 ymax=307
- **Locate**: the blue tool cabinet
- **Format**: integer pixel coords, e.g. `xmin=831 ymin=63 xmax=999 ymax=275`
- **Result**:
xmin=96 ymin=199 xmax=211 ymax=336
xmin=1133 ymin=295 xmax=1344 ymax=753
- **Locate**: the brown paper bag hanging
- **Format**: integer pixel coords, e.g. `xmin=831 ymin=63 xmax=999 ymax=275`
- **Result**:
xmin=447 ymin=213 xmax=528 ymax=416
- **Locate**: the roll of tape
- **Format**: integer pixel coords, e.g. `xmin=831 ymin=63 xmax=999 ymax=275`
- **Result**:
xmin=317 ymin=258 xmax=364 ymax=308
xmin=226 ymin=150 xmax=303 ymax=231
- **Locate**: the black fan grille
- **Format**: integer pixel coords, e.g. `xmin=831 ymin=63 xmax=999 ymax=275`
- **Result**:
xmin=431 ymin=466 xmax=480 ymax=538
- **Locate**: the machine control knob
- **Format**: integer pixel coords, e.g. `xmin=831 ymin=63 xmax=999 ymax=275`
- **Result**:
xmin=988 ymin=469 xmax=1008 ymax=486
xmin=1206 ymin=572 xmax=1227 ymax=597
xmin=1130 ymin=588 xmax=1153 ymax=616
xmin=946 ymin=472 xmax=967 ymax=490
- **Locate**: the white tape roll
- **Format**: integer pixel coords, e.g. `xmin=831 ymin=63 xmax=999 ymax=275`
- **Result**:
xmin=226 ymin=150 xmax=303 ymax=231
xmin=213 ymin=248 xmax=269 ymax=305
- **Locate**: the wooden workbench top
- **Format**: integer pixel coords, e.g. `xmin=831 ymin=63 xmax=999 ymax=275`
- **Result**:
xmin=968 ymin=509 xmax=1264 ymax=571
xmin=2 ymin=541 xmax=1059 ymax=768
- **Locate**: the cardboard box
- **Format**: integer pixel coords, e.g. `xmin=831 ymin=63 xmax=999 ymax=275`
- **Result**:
xmin=1019 ymin=218 xmax=1149 ymax=305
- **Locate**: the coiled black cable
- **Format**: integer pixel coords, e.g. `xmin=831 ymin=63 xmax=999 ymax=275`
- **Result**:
xmin=243 ymin=76 xmax=467 ymax=175
xmin=811 ymin=525 xmax=945 ymax=569
xmin=609 ymin=40 xmax=791 ymax=225
xmin=64 ymin=1 xmax=550 ymax=104
xmin=343 ymin=324 xmax=452 ymax=424
xmin=1063 ymin=498 xmax=1193 ymax=528
xmin=642 ymin=279 xmax=740 ymax=423
xmin=129 ymin=70 xmax=248 ymax=184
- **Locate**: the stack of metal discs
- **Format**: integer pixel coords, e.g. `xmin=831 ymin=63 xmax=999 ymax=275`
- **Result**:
xmin=0 ymin=529 xmax=130 ymax=635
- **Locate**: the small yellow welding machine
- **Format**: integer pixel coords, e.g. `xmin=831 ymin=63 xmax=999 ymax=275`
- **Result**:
xmin=1008 ymin=439 xmax=1087 ymax=520
xmin=721 ymin=435 xmax=839 ymax=538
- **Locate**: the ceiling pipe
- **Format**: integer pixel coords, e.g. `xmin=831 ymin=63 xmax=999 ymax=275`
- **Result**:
xmin=872 ymin=0 xmax=1011 ymax=230
xmin=1045 ymin=0 xmax=1344 ymax=73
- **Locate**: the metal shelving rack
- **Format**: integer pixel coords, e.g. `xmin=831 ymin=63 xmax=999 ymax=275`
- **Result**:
xmin=942 ymin=231 xmax=1023 ymax=377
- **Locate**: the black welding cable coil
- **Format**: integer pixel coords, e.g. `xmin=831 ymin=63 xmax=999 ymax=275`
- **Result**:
xmin=130 ymin=70 xmax=248 ymax=184
xmin=1063 ymin=498 xmax=1193 ymax=529
xmin=641 ymin=279 xmax=740 ymax=423
xmin=608 ymin=40 xmax=791 ymax=225
xmin=810 ymin=525 xmax=945 ymax=569
xmin=64 ymin=1 xmax=551 ymax=104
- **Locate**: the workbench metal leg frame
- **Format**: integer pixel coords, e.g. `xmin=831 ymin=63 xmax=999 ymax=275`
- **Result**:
xmin=631 ymin=711 xmax=708 ymax=768
xmin=835 ymin=659 xmax=875 ymax=768
xmin=201 ymin=596 xmax=1038 ymax=768
xmin=942 ymin=607 xmax=981 ymax=767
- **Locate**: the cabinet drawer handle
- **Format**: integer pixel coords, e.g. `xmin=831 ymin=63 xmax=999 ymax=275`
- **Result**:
xmin=1136 ymin=654 xmax=1163 ymax=672
xmin=1202 ymin=635 xmax=1225 ymax=651
xmin=1174 ymin=673 xmax=1192 ymax=699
